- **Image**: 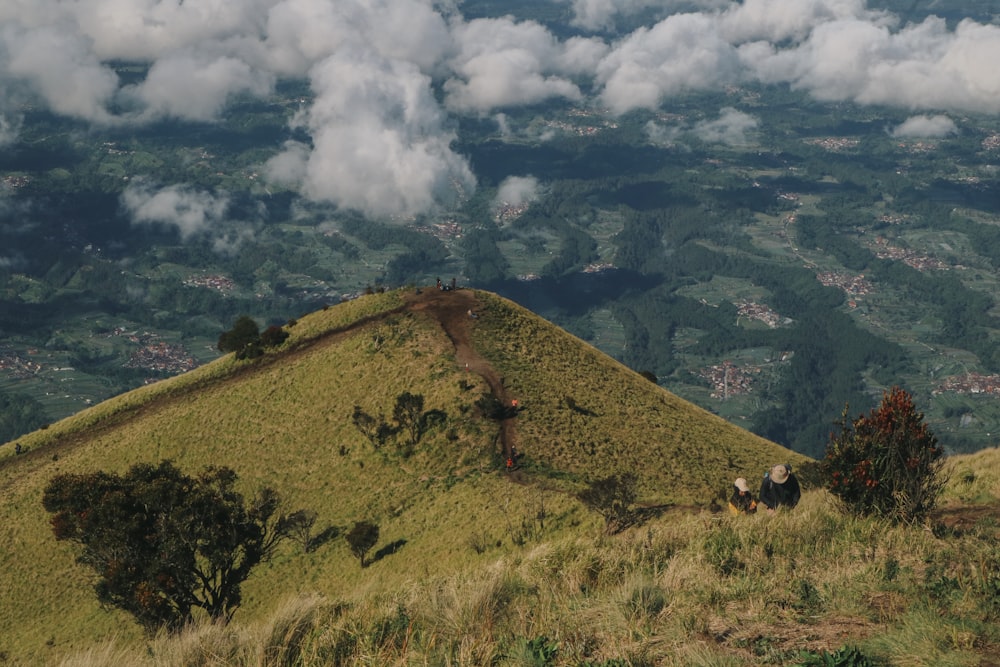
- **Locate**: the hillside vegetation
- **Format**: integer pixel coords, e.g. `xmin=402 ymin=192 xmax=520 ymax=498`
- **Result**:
xmin=4 ymin=288 xmax=998 ymax=665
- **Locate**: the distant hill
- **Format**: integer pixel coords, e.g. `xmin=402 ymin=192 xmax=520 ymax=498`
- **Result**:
xmin=0 ymin=287 xmax=806 ymax=663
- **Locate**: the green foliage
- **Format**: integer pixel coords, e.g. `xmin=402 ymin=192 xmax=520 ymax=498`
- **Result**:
xmin=345 ymin=520 xmax=379 ymax=567
xmin=577 ymin=473 xmax=638 ymax=534
xmin=0 ymin=390 xmax=49 ymax=444
xmin=41 ymin=460 xmax=307 ymax=633
xmin=260 ymin=324 xmax=290 ymax=348
xmin=511 ymin=636 xmax=558 ymax=667
xmin=218 ymin=318 xmax=289 ymax=360
xmin=794 ymin=645 xmax=880 ymax=667
xmin=217 ymin=315 xmax=262 ymax=359
xmin=822 ymin=387 xmax=946 ymax=523
xmin=393 ymin=391 xmax=425 ymax=452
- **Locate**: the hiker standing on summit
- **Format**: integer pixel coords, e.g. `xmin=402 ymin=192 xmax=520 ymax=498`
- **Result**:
xmin=759 ymin=464 xmax=800 ymax=512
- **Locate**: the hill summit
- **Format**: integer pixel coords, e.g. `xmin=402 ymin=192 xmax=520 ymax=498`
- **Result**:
xmin=0 ymin=287 xmax=805 ymax=661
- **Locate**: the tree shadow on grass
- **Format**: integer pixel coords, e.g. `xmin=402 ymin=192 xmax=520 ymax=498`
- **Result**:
xmin=371 ymin=539 xmax=407 ymax=564
xmin=305 ymin=525 xmax=340 ymax=553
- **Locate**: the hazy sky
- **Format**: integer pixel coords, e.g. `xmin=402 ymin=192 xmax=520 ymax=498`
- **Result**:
xmin=2 ymin=0 xmax=998 ymax=221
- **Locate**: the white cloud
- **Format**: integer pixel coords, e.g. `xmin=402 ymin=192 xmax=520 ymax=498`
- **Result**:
xmin=0 ymin=22 xmax=118 ymax=123
xmin=494 ymin=113 xmax=512 ymax=138
xmin=6 ymin=0 xmax=1000 ymax=222
xmin=718 ymin=0 xmax=886 ymax=44
xmin=645 ymin=120 xmax=683 ymax=147
xmin=125 ymin=53 xmax=275 ymax=122
xmin=261 ymin=0 xmax=451 ymax=77
xmin=597 ymin=13 xmax=740 ymax=114
xmin=0 ymin=112 xmax=21 ymax=146
xmin=564 ymin=0 xmax=727 ymax=32
xmin=444 ymin=17 xmax=606 ymax=113
xmin=891 ymin=114 xmax=958 ymax=138
xmin=740 ymin=16 xmax=1000 ymax=113
xmin=495 ymin=176 xmax=540 ymax=208
xmin=122 ymin=180 xmax=230 ymax=240
xmin=266 ymin=51 xmax=475 ymax=219
xmin=691 ymin=107 xmax=758 ymax=145
xmin=646 ymin=107 xmax=757 ymax=146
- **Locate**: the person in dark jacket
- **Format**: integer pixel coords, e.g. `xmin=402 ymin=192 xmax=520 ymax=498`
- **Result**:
xmin=759 ymin=463 xmax=801 ymax=511
xmin=728 ymin=477 xmax=757 ymax=515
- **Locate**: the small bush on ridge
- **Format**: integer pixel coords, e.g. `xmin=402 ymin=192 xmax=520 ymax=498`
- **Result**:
xmin=822 ymin=386 xmax=946 ymax=524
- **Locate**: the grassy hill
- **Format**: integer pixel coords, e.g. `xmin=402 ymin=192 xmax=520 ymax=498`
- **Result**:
xmin=2 ymin=288 xmax=998 ymax=665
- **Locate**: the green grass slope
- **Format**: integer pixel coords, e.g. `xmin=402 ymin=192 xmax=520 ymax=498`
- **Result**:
xmin=0 ymin=288 xmax=806 ymax=664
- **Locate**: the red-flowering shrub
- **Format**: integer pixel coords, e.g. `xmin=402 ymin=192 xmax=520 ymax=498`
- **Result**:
xmin=823 ymin=386 xmax=946 ymax=523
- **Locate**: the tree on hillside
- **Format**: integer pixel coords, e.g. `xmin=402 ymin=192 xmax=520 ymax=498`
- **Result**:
xmin=42 ymin=461 xmax=311 ymax=633
xmin=822 ymin=386 xmax=946 ymax=523
xmin=578 ymin=473 xmax=639 ymax=534
xmin=393 ymin=392 xmax=425 ymax=453
xmin=218 ymin=315 xmax=262 ymax=359
xmin=218 ymin=317 xmax=289 ymax=360
xmin=345 ymin=520 xmax=380 ymax=567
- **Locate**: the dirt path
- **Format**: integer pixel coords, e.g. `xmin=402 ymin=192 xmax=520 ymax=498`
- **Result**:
xmin=2 ymin=288 xmax=523 ymax=480
xmin=405 ymin=288 xmax=519 ymax=465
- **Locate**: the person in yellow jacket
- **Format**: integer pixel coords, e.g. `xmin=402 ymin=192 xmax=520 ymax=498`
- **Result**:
xmin=728 ymin=477 xmax=757 ymax=514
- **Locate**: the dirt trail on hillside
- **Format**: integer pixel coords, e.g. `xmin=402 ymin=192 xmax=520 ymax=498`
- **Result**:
xmin=405 ymin=288 xmax=519 ymax=465
xmin=0 ymin=288 xmax=520 ymax=482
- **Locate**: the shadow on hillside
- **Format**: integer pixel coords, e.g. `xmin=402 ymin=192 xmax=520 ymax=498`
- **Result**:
xmin=371 ymin=539 xmax=407 ymax=564
xmin=609 ymin=505 xmax=679 ymax=534
xmin=564 ymin=396 xmax=599 ymax=417
xmin=303 ymin=525 xmax=340 ymax=554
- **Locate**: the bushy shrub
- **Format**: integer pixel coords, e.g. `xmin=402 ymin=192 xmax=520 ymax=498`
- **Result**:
xmin=260 ymin=324 xmax=290 ymax=348
xmin=822 ymin=386 xmax=946 ymax=524
xmin=218 ymin=315 xmax=261 ymax=359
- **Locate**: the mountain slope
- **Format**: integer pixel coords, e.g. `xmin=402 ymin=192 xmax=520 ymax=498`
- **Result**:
xmin=0 ymin=287 xmax=805 ymax=663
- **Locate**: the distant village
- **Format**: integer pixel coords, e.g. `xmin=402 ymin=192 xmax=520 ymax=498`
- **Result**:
xmin=697 ymin=360 xmax=762 ymax=400
xmin=735 ymin=299 xmax=786 ymax=328
xmin=182 ymin=274 xmax=236 ymax=293
xmin=869 ymin=236 xmax=951 ymax=271
xmin=107 ymin=328 xmax=199 ymax=377
xmin=0 ymin=347 xmax=42 ymax=379
xmin=816 ymin=271 xmax=872 ymax=296
xmin=935 ymin=372 xmax=1000 ymax=397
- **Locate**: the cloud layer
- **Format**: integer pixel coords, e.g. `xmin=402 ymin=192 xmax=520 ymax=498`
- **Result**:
xmin=3 ymin=0 xmax=1000 ymax=220
xmin=122 ymin=180 xmax=230 ymax=240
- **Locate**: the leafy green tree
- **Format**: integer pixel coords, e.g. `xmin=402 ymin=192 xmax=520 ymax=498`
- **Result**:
xmin=393 ymin=391 xmax=425 ymax=451
xmin=822 ymin=386 xmax=946 ymax=523
xmin=218 ymin=315 xmax=262 ymax=359
xmin=345 ymin=520 xmax=380 ymax=567
xmin=42 ymin=461 xmax=309 ymax=633
xmin=578 ymin=473 xmax=639 ymax=534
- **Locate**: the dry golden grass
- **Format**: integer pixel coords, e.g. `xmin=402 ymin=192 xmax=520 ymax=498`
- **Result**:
xmin=3 ymin=287 xmax=996 ymax=665
xmin=49 ymin=480 xmax=1000 ymax=666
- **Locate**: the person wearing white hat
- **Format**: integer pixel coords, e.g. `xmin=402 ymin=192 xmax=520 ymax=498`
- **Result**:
xmin=759 ymin=463 xmax=801 ymax=511
xmin=728 ymin=477 xmax=758 ymax=514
